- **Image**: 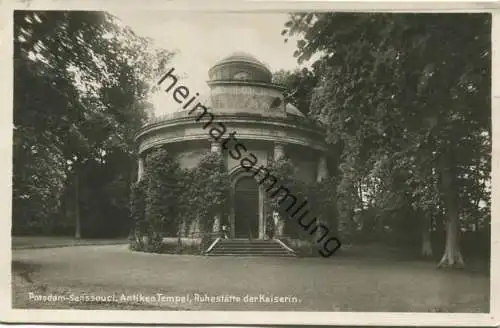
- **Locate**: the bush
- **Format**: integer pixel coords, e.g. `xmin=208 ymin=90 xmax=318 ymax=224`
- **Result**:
xmin=129 ymin=147 xmax=185 ymax=253
xmin=146 ymin=232 xmax=165 ymax=253
xmin=127 ymin=150 xmax=231 ymax=254
xmin=144 ymin=148 xmax=182 ymax=235
xmin=265 ymin=212 xmax=276 ymax=238
xmin=200 ymin=234 xmax=216 ymax=252
xmin=162 ymin=238 xmax=202 ymax=255
xmin=186 ymin=152 xmax=230 ymax=234
xmin=279 ymin=237 xmax=322 ymax=257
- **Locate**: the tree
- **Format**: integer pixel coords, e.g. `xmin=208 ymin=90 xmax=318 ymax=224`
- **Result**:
xmin=129 ymin=178 xmax=147 ymax=250
xmin=13 ymin=11 xmax=175 ymax=237
xmin=309 ymin=176 xmax=339 ymax=237
xmin=143 ymin=148 xmax=183 ymax=252
xmin=188 ymin=152 xmax=231 ymax=234
xmin=272 ymin=68 xmax=319 ymax=116
xmin=264 ymin=156 xmax=297 ymax=236
xmin=282 ymin=13 xmax=491 ymax=267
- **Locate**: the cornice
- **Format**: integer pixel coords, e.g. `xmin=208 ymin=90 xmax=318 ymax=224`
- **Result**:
xmin=208 ymin=60 xmax=272 ymax=77
xmin=138 ymin=133 xmax=328 ymax=154
xmin=206 ymin=80 xmax=287 ymax=92
xmin=135 ymin=113 xmax=325 ymax=143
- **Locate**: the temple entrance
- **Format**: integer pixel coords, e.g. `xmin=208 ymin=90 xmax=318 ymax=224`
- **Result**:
xmin=234 ymin=176 xmax=259 ymax=239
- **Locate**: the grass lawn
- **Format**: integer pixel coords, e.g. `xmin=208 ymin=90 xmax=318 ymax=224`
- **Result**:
xmin=12 ymin=236 xmax=128 ymax=249
xmin=12 ymin=244 xmax=489 ymax=312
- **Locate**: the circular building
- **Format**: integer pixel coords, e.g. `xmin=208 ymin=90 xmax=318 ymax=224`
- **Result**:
xmin=135 ymin=52 xmax=328 ymax=240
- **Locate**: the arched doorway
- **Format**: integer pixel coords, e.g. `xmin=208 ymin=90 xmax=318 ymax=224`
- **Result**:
xmin=234 ymin=176 xmax=260 ymax=239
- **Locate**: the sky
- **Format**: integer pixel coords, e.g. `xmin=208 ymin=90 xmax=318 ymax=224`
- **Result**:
xmin=110 ymin=10 xmax=308 ymax=117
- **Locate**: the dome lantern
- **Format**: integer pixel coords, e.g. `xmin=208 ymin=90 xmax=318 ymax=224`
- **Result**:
xmin=208 ymin=52 xmax=272 ymax=83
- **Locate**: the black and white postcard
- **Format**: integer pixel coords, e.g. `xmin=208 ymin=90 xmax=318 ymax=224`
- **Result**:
xmin=2 ymin=0 xmax=498 ymax=326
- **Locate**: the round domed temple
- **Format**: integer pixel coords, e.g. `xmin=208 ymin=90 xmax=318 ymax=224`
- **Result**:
xmin=135 ymin=52 xmax=329 ymax=239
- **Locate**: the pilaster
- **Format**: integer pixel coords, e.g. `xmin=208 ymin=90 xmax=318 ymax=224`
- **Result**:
xmin=317 ymin=154 xmax=328 ymax=182
xmin=210 ymin=140 xmax=221 ymax=153
xmin=273 ymin=142 xmax=285 ymax=161
xmin=137 ymin=156 xmax=144 ymax=182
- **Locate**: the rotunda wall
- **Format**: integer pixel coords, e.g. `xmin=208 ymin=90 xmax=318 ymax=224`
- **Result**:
xmin=176 ymin=146 xmax=209 ymax=170
xmin=209 ymin=84 xmax=285 ymax=115
xmin=225 ymin=141 xmax=271 ymax=173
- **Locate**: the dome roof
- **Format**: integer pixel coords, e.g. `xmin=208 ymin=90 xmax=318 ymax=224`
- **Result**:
xmin=208 ymin=52 xmax=272 ymax=83
xmin=215 ymin=52 xmax=270 ymax=70
xmin=286 ymin=103 xmax=305 ymax=117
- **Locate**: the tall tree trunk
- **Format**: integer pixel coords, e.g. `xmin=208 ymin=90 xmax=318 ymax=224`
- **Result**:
xmin=74 ymin=172 xmax=81 ymax=239
xmin=438 ymin=163 xmax=464 ymax=268
xmin=438 ymin=206 xmax=464 ymax=268
xmin=421 ymin=211 xmax=433 ymax=257
xmin=421 ymin=228 xmax=433 ymax=257
xmin=176 ymin=219 xmax=183 ymax=249
xmin=474 ymin=198 xmax=480 ymax=231
xmin=128 ymin=162 xmax=135 ymax=239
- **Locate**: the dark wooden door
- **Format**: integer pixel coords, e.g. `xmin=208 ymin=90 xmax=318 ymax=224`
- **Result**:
xmin=234 ymin=176 xmax=259 ymax=239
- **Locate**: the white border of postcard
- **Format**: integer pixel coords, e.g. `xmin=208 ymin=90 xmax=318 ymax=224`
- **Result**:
xmin=1 ymin=0 xmax=498 ymax=326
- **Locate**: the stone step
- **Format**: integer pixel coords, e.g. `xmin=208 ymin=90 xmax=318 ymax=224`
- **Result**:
xmin=213 ymin=243 xmax=284 ymax=248
xmin=210 ymin=247 xmax=288 ymax=252
xmin=209 ymin=251 xmax=293 ymax=255
xmin=205 ymin=239 xmax=296 ymax=257
xmin=217 ymin=240 xmax=276 ymax=243
xmin=206 ymin=253 xmax=295 ymax=257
